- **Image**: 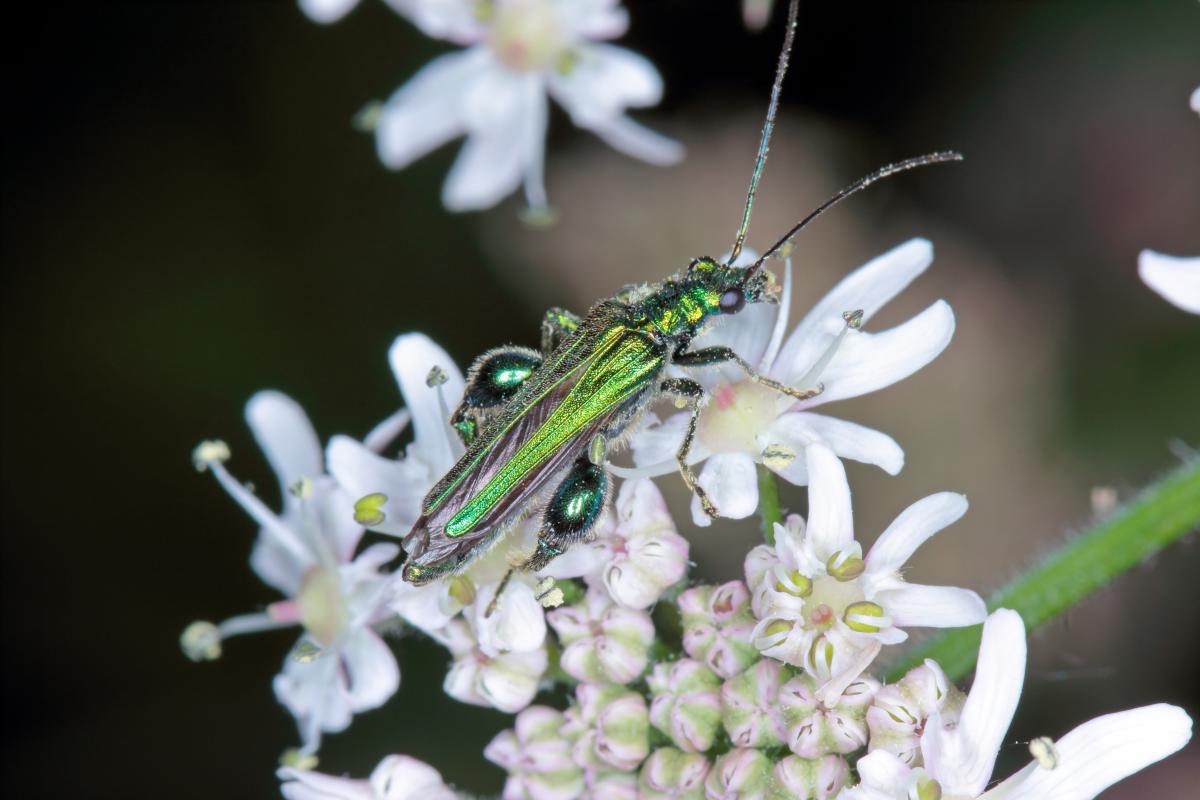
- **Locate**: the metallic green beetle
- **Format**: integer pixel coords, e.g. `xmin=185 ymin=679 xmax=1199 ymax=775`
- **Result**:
xmin=401 ymin=0 xmax=958 ymax=585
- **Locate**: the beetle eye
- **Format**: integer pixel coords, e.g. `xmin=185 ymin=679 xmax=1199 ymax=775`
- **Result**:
xmin=719 ymin=288 xmax=745 ymax=313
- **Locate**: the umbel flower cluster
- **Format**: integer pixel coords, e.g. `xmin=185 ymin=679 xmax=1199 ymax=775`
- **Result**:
xmin=185 ymin=239 xmax=1191 ymax=798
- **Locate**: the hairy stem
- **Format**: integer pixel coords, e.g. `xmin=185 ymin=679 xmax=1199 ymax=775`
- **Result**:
xmin=886 ymin=459 xmax=1200 ymax=682
xmin=758 ymin=464 xmax=782 ymax=546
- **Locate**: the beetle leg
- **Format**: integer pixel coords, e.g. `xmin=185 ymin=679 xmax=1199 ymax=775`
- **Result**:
xmin=452 ymin=345 xmax=543 ymax=445
xmin=523 ymin=454 xmax=608 ymax=572
xmin=540 ymin=307 xmax=582 ymax=354
xmin=673 ymin=346 xmax=823 ymax=402
xmin=660 ymin=377 xmax=719 ymax=519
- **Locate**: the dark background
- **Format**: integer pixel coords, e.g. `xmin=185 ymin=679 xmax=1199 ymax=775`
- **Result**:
xmin=3 ymin=0 xmax=1198 ymax=797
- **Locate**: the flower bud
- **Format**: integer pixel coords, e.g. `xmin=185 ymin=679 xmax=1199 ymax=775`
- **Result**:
xmin=639 ymin=748 xmax=709 ymax=799
xmin=867 ymin=661 xmax=963 ymax=766
xmin=564 ymin=685 xmax=649 ymax=772
xmin=721 ymin=659 xmax=790 ymax=748
xmin=772 ymin=754 xmax=850 ymax=800
xmin=677 ymin=582 xmax=759 ymax=679
xmin=549 ymin=589 xmax=654 ymax=684
xmin=485 ymin=706 xmax=584 ymax=800
xmin=703 ymin=748 xmax=771 ymax=800
xmin=648 ymin=660 xmax=723 ymax=753
xmin=586 ymin=770 xmax=638 ymax=799
xmin=779 ymin=672 xmax=877 ymax=757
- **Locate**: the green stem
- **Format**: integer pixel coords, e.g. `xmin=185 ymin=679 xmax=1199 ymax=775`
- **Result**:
xmin=758 ymin=464 xmax=782 ymax=545
xmin=885 ymin=459 xmax=1200 ymax=682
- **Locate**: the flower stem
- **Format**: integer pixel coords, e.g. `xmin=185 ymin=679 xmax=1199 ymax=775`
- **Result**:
xmin=886 ymin=459 xmax=1200 ymax=682
xmin=757 ymin=464 xmax=782 ymax=546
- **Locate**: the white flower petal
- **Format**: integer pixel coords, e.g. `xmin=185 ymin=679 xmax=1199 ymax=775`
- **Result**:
xmin=298 ymin=0 xmax=361 ymax=25
xmin=342 ymin=628 xmax=400 ymax=711
xmin=370 ymin=754 xmax=457 ymax=800
xmin=855 ymin=745 xmax=914 ymax=792
xmin=1138 ymin=250 xmax=1200 ymax=314
xmin=691 ymin=452 xmax=758 ymax=526
xmin=550 ymin=44 xmax=663 ymax=124
xmin=278 ymin=766 xmax=373 ymax=800
xmin=805 ymin=444 xmax=854 ymax=561
xmin=985 ymin=704 xmax=1193 ymax=800
xmin=875 ymin=584 xmax=986 ymax=628
xmin=925 ymin=609 xmax=1025 ymax=797
xmin=375 ymin=49 xmax=488 ymax=170
xmin=867 ymin=492 xmax=969 ymax=576
xmin=388 ymin=334 xmax=464 ymax=475
xmin=583 ymin=114 xmax=683 ymax=166
xmin=383 ymin=0 xmax=487 ymax=44
xmin=798 ymin=300 xmax=955 ymax=406
xmin=326 ymin=435 xmax=428 ymax=535
xmin=474 ymin=579 xmax=547 ymax=655
xmin=630 ymin=412 xmax=688 ymax=467
xmin=390 ymin=579 xmax=454 ymax=634
xmin=246 ymin=391 xmax=324 ymax=503
xmin=770 ymin=412 xmax=904 ymax=475
xmin=560 ymin=0 xmax=630 ymax=40
xmin=362 ymin=409 xmax=411 ymax=454
xmin=443 ymin=70 xmax=546 ymax=211
xmin=776 ymin=238 xmax=934 ymax=381
xmin=1192 ymin=85 xmax=1200 ymax=114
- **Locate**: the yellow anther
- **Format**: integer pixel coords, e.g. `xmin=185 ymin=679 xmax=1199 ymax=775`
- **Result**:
xmin=279 ymin=748 xmax=319 ymax=771
xmin=842 ymin=308 xmax=864 ymax=329
xmin=191 ymin=440 xmax=230 ymax=472
xmin=915 ymin=776 xmax=943 ymax=800
xmin=288 ymin=476 xmax=314 ymax=500
xmin=764 ymin=619 xmax=793 ymax=638
xmin=291 ymin=640 xmax=324 ymax=664
xmin=844 ymin=601 xmax=886 ymax=633
xmin=448 ymin=575 xmax=476 ymax=607
xmin=354 ymin=493 xmax=388 ymax=527
xmin=535 ymin=577 xmax=565 ymax=608
xmin=425 ymin=365 xmax=449 ymax=388
xmin=180 ymin=621 xmax=222 ymax=662
xmin=774 ymin=570 xmax=813 ymax=598
xmin=761 ymin=443 xmax=796 ymax=471
xmin=826 ymin=551 xmax=866 ymax=581
xmin=1029 ymin=736 xmax=1059 ymax=769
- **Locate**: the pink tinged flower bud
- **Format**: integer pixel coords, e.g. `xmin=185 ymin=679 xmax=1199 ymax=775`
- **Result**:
xmin=485 ymin=706 xmax=584 ymax=800
xmin=778 ymin=672 xmax=878 ymax=758
xmin=677 ymin=582 xmax=759 ymax=679
xmin=549 ymin=590 xmax=654 ymax=685
xmin=648 ymin=660 xmax=723 ymax=753
xmin=866 ymin=660 xmax=963 ymax=766
xmin=640 ymin=748 xmax=710 ymax=800
xmin=720 ymin=659 xmax=791 ymax=748
xmin=584 ymin=770 xmax=637 ymax=800
xmin=771 ymin=754 xmax=849 ymax=800
xmin=703 ymin=748 xmax=771 ymax=800
xmin=602 ymin=479 xmax=690 ymax=610
xmin=564 ymin=685 xmax=649 ymax=773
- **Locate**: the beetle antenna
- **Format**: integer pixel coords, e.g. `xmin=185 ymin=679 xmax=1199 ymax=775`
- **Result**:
xmin=745 ymin=151 xmax=964 ymax=275
xmin=727 ymin=0 xmax=800 ymax=267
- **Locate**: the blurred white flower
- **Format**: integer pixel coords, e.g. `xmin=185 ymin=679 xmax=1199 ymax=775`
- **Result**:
xmin=434 ymin=616 xmax=547 ymax=712
xmin=278 ymin=753 xmax=457 ymax=800
xmin=843 ymin=610 xmax=1194 ymax=800
xmin=187 ymin=392 xmax=399 ymax=754
xmin=745 ymin=444 xmax=985 ymax=692
xmin=346 ymin=0 xmax=682 ymax=212
xmin=1138 ymin=249 xmax=1200 ymax=315
xmin=1192 ymin=85 xmax=1199 ymax=115
xmin=626 ymin=239 xmax=955 ymax=527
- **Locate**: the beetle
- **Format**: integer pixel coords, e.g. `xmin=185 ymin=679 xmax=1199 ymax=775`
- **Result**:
xmin=400 ymin=0 xmax=958 ymax=586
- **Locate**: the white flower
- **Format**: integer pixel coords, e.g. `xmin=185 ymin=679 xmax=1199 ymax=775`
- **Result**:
xmin=187 ymin=392 xmax=400 ymax=754
xmin=1138 ymin=250 xmax=1200 ymax=315
xmin=278 ymin=753 xmax=457 ymax=800
xmin=1192 ymin=85 xmax=1200 ymax=115
xmin=746 ymin=444 xmax=985 ymax=691
xmin=842 ymin=610 xmax=1194 ymax=800
xmin=363 ymin=0 xmax=682 ymax=212
xmin=435 ymin=616 xmax=547 ymax=712
xmin=626 ymin=239 xmax=954 ymax=527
